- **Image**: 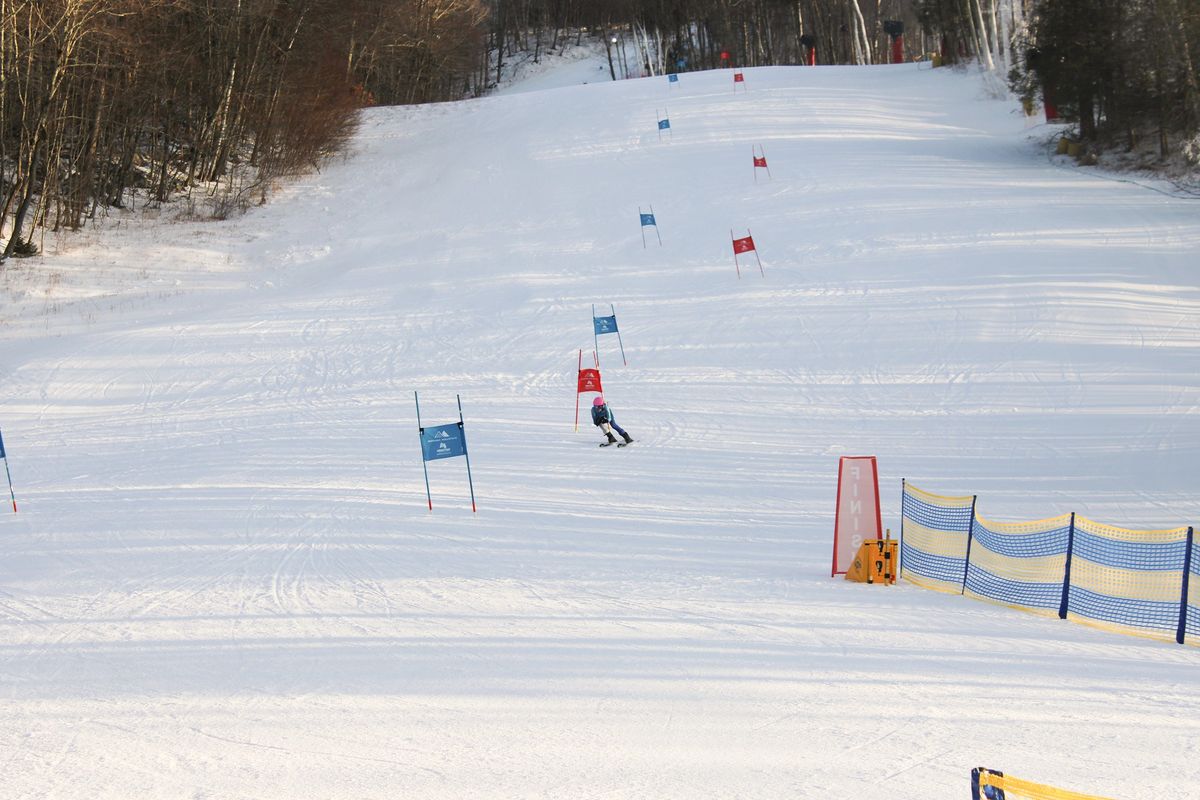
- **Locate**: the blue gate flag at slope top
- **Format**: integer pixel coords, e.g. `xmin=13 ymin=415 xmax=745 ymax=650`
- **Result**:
xmin=668 ymin=73 xmax=679 ymax=83
xmin=658 ymin=118 xmax=670 ymax=130
xmin=0 ymin=427 xmax=6 ymax=458
xmin=420 ymin=422 xmax=467 ymax=462
xmin=593 ymin=315 xmax=619 ymax=335
xmin=639 ymin=213 xmax=656 ymax=227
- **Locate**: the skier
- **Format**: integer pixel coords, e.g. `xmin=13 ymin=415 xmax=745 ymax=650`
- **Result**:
xmin=591 ymin=396 xmax=633 ymax=447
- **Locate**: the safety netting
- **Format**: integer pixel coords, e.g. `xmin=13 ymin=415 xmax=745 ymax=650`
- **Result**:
xmin=899 ymin=482 xmax=974 ymax=594
xmin=971 ymin=767 xmax=1115 ymax=800
xmin=901 ymin=481 xmax=1197 ymax=646
xmin=965 ymin=514 xmax=1072 ymax=617
xmin=1066 ymin=517 xmax=1190 ymax=639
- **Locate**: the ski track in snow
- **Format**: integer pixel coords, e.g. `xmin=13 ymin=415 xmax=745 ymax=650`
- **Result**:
xmin=0 ymin=63 xmax=1199 ymax=798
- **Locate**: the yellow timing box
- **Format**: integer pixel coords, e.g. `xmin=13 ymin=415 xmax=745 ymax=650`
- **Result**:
xmin=845 ymin=537 xmax=898 ymax=584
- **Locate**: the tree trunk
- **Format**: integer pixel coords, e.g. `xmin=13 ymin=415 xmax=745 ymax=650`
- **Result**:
xmin=848 ymin=0 xmax=871 ymax=64
xmin=2 ymin=142 xmax=40 ymax=260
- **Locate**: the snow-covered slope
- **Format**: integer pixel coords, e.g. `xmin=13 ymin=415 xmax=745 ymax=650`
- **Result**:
xmin=1 ymin=61 xmax=1198 ymax=799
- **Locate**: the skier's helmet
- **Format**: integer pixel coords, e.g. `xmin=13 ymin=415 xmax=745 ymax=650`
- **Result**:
xmin=593 ymin=396 xmax=605 ymax=406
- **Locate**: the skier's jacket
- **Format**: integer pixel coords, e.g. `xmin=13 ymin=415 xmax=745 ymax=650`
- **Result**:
xmin=591 ymin=403 xmax=613 ymax=426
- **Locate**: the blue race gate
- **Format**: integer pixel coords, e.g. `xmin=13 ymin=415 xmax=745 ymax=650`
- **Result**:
xmin=592 ymin=304 xmax=628 ymax=366
xmin=415 ymin=393 xmax=477 ymax=513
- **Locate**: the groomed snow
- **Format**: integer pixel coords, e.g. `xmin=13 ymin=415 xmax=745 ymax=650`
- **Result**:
xmin=1 ymin=60 xmax=1199 ymax=799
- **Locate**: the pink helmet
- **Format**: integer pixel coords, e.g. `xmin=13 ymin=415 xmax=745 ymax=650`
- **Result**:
xmin=592 ymin=396 xmax=605 ymax=406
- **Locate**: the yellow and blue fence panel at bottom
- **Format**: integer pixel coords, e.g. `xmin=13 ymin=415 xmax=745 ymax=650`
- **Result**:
xmin=972 ymin=767 xmax=1116 ymax=800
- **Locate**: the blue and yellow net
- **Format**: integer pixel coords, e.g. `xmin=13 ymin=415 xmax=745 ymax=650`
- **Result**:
xmin=1067 ymin=517 xmax=1190 ymax=639
xmin=972 ymin=767 xmax=1116 ymax=800
xmin=899 ymin=483 xmax=974 ymax=594
xmin=901 ymin=481 xmax=1197 ymax=646
xmin=966 ymin=514 xmax=1072 ymax=617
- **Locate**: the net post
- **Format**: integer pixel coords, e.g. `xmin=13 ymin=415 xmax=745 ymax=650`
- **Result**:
xmin=1177 ymin=526 xmax=1194 ymax=644
xmin=898 ymin=478 xmax=906 ymax=577
xmin=971 ymin=768 xmax=1006 ymax=800
xmin=1058 ymin=512 xmax=1077 ymax=619
xmin=961 ymin=495 xmax=978 ymax=594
